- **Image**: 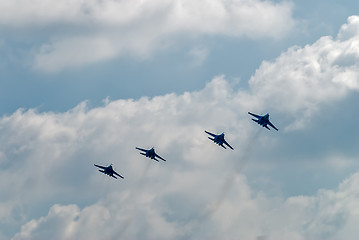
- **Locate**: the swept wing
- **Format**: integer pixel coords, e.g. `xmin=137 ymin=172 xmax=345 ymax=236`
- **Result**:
xmin=248 ymin=112 xmax=260 ymax=119
xmin=113 ymin=170 xmax=124 ymax=179
xmin=136 ymin=147 xmax=147 ymax=152
xmin=268 ymin=121 xmax=278 ymax=131
xmin=204 ymin=131 xmax=217 ymax=137
xmin=94 ymin=164 xmax=106 ymax=169
xmin=224 ymin=140 xmax=234 ymax=150
xmin=155 ymin=153 xmax=166 ymax=161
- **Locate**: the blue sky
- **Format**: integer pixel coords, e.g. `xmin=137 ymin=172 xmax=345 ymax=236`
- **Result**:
xmin=0 ymin=0 xmax=356 ymax=114
xmin=0 ymin=0 xmax=359 ymax=239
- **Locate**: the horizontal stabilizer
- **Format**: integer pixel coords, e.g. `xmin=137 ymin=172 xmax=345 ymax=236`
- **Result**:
xmin=252 ymin=119 xmax=258 ymax=123
xmin=99 ymin=170 xmax=105 ymax=173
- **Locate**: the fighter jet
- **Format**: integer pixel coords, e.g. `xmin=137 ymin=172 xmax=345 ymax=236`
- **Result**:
xmin=94 ymin=164 xmax=124 ymax=179
xmin=248 ymin=112 xmax=278 ymax=131
xmin=136 ymin=147 xmax=166 ymax=162
xmin=205 ymin=131 xmax=234 ymax=150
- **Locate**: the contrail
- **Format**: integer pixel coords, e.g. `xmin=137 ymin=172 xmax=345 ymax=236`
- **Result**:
xmin=234 ymin=127 xmax=262 ymax=171
xmin=190 ymin=128 xmax=263 ymax=238
xmin=204 ymin=128 xmax=262 ymax=215
xmin=118 ymin=160 xmax=152 ymax=237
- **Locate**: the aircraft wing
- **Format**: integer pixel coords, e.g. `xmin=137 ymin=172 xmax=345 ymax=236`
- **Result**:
xmin=136 ymin=147 xmax=147 ymax=152
xmin=94 ymin=164 xmax=106 ymax=169
xmin=268 ymin=121 xmax=278 ymax=131
xmin=113 ymin=171 xmax=124 ymax=179
xmin=205 ymin=131 xmax=217 ymax=137
xmin=155 ymin=153 xmax=166 ymax=161
xmin=248 ymin=112 xmax=260 ymax=118
xmin=224 ymin=140 xmax=234 ymax=150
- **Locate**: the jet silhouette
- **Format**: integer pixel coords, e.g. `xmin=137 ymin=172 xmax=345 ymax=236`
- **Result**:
xmin=205 ymin=131 xmax=234 ymax=150
xmin=136 ymin=147 xmax=166 ymax=162
xmin=94 ymin=164 xmax=124 ymax=179
xmin=248 ymin=112 xmax=278 ymax=131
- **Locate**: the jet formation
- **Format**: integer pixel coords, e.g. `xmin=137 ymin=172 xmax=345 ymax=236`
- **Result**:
xmin=95 ymin=111 xmax=278 ymax=179
xmin=248 ymin=112 xmax=278 ymax=131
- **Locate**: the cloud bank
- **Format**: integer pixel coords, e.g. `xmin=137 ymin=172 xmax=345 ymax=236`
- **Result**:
xmin=249 ymin=15 xmax=359 ymax=129
xmin=1 ymin=15 xmax=359 ymax=240
xmin=0 ymin=0 xmax=294 ymax=72
xmin=12 ymin=173 xmax=359 ymax=240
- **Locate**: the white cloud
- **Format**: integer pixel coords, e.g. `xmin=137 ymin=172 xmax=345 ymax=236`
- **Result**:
xmin=2 ymin=15 xmax=359 ymax=240
xmin=11 ymin=172 xmax=359 ymax=240
xmin=0 ymin=0 xmax=295 ymax=72
xmin=0 ymin=77 xmax=358 ymax=239
xmin=248 ymin=15 xmax=359 ymax=130
xmin=337 ymin=15 xmax=359 ymax=41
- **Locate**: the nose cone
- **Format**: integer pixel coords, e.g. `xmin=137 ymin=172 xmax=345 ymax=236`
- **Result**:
xmin=219 ymin=133 xmax=225 ymax=141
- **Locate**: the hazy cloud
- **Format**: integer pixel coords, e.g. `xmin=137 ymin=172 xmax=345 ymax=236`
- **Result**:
xmin=1 ymin=15 xmax=359 ymax=240
xmin=0 ymin=0 xmax=295 ymax=72
xmin=188 ymin=46 xmax=209 ymax=67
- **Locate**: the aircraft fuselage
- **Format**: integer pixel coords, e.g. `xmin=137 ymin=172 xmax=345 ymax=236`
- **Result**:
xmin=104 ymin=166 xmax=114 ymax=175
xmin=146 ymin=148 xmax=156 ymax=159
xmin=257 ymin=114 xmax=270 ymax=126
xmin=213 ymin=133 xmax=226 ymax=146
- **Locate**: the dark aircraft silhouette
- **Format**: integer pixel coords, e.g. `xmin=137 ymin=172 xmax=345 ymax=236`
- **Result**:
xmin=94 ymin=164 xmax=124 ymax=179
xmin=205 ymin=131 xmax=234 ymax=150
xmin=136 ymin=147 xmax=166 ymax=162
xmin=248 ymin=112 xmax=278 ymax=131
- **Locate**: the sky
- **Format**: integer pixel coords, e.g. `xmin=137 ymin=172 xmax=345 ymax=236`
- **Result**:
xmin=0 ymin=0 xmax=359 ymax=239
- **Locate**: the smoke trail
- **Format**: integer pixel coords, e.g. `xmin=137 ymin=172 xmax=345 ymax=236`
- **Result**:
xmin=234 ymin=127 xmax=262 ymax=172
xmin=191 ymin=128 xmax=263 ymax=237
xmin=118 ymin=160 xmax=152 ymax=237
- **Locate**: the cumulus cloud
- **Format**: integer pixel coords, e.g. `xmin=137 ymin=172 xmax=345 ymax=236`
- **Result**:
xmin=248 ymin=15 xmax=359 ymax=130
xmin=0 ymin=0 xmax=295 ymax=72
xmin=11 ymin=172 xmax=359 ymax=240
xmin=2 ymin=15 xmax=359 ymax=240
